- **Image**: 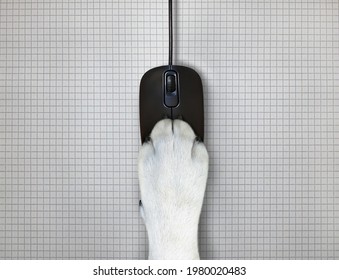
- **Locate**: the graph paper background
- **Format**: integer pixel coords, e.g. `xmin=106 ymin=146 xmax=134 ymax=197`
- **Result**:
xmin=1 ymin=0 xmax=339 ymax=259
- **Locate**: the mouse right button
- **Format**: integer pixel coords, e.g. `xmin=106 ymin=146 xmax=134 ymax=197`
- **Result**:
xmin=171 ymin=65 xmax=204 ymax=140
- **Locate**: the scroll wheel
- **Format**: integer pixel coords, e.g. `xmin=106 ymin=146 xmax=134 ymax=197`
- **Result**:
xmin=166 ymin=75 xmax=176 ymax=92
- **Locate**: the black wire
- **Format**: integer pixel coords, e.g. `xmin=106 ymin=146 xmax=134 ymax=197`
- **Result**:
xmin=168 ymin=0 xmax=173 ymax=66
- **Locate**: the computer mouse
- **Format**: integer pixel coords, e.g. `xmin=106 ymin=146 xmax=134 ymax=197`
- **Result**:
xmin=139 ymin=65 xmax=204 ymax=143
xmin=139 ymin=0 xmax=204 ymax=143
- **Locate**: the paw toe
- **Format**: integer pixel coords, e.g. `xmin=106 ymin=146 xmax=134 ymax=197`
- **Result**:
xmin=173 ymin=119 xmax=196 ymax=141
xmin=150 ymin=119 xmax=172 ymax=142
xmin=138 ymin=141 xmax=155 ymax=170
xmin=192 ymin=141 xmax=209 ymax=164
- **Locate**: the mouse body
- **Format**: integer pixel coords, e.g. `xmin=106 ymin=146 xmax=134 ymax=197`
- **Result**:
xmin=139 ymin=65 xmax=204 ymax=143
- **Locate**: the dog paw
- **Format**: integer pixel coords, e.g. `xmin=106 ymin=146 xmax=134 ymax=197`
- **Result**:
xmin=138 ymin=119 xmax=209 ymax=259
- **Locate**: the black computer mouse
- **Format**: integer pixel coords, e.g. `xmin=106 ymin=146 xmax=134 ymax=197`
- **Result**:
xmin=139 ymin=65 xmax=204 ymax=143
xmin=139 ymin=0 xmax=204 ymax=143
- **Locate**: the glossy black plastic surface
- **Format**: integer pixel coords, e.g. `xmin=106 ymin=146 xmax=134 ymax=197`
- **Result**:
xmin=139 ymin=65 xmax=204 ymax=143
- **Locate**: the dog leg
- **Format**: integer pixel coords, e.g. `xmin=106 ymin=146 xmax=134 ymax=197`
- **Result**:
xmin=138 ymin=119 xmax=209 ymax=259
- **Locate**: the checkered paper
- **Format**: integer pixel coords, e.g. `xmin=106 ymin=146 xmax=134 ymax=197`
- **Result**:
xmin=0 ymin=0 xmax=338 ymax=259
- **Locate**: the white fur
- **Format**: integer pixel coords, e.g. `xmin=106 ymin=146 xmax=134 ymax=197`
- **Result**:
xmin=138 ymin=119 xmax=209 ymax=260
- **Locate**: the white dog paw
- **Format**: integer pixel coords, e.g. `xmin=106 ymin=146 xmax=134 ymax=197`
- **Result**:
xmin=138 ymin=119 xmax=209 ymax=259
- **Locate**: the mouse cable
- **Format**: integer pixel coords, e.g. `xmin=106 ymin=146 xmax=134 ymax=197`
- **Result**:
xmin=168 ymin=0 xmax=173 ymax=66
